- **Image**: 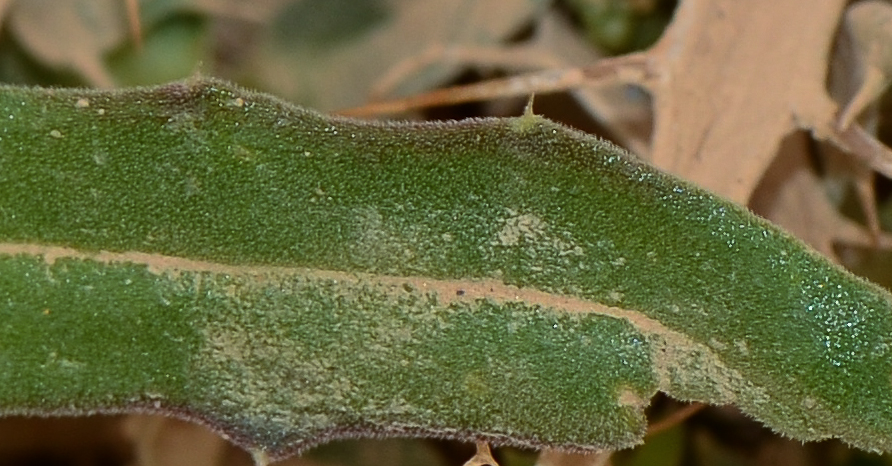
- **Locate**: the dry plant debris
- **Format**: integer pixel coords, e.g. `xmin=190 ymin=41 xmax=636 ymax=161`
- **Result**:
xmin=1 ymin=1 xmax=892 ymax=466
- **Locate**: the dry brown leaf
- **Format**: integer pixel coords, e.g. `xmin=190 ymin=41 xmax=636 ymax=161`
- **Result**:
xmin=824 ymin=0 xmax=892 ymax=186
xmin=747 ymin=131 xmax=892 ymax=259
xmin=7 ymin=0 xmax=128 ymax=87
xmin=249 ymin=0 xmax=548 ymax=110
xmin=4 ymin=0 xmax=293 ymax=88
xmin=646 ymin=0 xmax=845 ymax=203
xmin=833 ymin=0 xmax=892 ymax=131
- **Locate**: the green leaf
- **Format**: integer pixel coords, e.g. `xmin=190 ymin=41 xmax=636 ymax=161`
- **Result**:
xmin=0 ymin=78 xmax=890 ymax=461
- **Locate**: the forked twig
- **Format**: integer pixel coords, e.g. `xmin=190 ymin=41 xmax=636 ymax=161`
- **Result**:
xmin=370 ymin=44 xmax=566 ymax=102
xmin=338 ymin=52 xmax=651 ymax=118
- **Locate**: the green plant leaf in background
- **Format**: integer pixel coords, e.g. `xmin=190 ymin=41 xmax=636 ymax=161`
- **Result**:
xmin=0 ymin=78 xmax=891 ymax=462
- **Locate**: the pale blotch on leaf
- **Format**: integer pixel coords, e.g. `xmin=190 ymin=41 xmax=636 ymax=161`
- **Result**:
xmin=494 ymin=211 xmax=584 ymax=258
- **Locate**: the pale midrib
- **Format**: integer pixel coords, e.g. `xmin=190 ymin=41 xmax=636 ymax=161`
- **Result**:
xmin=0 ymin=242 xmax=741 ymax=397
